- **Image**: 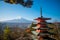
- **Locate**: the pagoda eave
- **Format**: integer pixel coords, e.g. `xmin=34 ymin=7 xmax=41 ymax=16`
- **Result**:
xmin=34 ymin=17 xmax=51 ymax=20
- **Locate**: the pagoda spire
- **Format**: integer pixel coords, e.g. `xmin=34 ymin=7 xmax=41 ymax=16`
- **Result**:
xmin=40 ymin=7 xmax=43 ymax=18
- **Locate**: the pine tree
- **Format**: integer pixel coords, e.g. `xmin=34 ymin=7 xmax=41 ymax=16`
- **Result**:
xmin=4 ymin=0 xmax=33 ymax=8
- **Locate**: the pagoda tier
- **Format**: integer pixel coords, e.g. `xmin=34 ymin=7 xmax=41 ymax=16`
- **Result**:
xmin=32 ymin=27 xmax=53 ymax=30
xmin=37 ymin=31 xmax=54 ymax=36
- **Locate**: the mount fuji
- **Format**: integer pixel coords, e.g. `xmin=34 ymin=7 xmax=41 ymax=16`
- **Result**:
xmin=3 ymin=18 xmax=33 ymax=23
xmin=0 ymin=18 xmax=33 ymax=29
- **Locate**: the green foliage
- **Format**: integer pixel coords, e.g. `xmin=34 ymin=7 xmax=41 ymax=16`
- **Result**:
xmin=3 ymin=25 xmax=11 ymax=40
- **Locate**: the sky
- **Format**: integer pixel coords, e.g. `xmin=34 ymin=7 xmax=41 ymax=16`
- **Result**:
xmin=0 ymin=0 xmax=60 ymax=22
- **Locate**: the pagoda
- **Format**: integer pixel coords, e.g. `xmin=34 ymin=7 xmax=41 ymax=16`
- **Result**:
xmin=32 ymin=8 xmax=56 ymax=40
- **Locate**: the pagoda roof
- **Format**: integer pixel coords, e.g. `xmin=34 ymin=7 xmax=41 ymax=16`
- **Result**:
xmin=32 ymin=26 xmax=53 ymax=30
xmin=37 ymin=27 xmax=53 ymax=30
xmin=34 ymin=17 xmax=51 ymax=20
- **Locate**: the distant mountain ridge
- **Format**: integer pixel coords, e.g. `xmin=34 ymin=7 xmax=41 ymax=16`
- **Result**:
xmin=2 ymin=18 xmax=32 ymax=23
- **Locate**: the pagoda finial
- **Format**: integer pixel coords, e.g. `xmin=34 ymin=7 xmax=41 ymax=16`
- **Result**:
xmin=40 ymin=7 xmax=43 ymax=18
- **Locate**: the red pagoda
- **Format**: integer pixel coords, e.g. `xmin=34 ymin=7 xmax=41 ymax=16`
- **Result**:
xmin=34 ymin=8 xmax=55 ymax=40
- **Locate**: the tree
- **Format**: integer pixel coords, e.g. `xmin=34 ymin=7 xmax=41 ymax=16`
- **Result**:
xmin=3 ymin=25 xmax=11 ymax=40
xmin=48 ymin=22 xmax=60 ymax=40
xmin=25 ymin=22 xmax=36 ymax=34
xmin=4 ymin=0 xmax=33 ymax=8
xmin=0 ymin=23 xmax=2 ymax=34
xmin=53 ymin=22 xmax=60 ymax=40
xmin=25 ymin=22 xmax=38 ymax=40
